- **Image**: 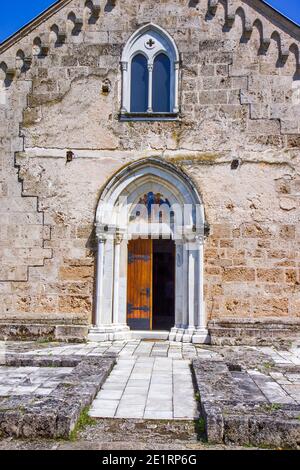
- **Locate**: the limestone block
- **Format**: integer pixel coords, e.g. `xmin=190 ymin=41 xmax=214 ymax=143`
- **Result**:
xmin=222 ymin=267 xmax=256 ymax=282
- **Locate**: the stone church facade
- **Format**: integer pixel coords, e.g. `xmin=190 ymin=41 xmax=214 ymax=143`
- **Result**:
xmin=0 ymin=0 xmax=299 ymax=345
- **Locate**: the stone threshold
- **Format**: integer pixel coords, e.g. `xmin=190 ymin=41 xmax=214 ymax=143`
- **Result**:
xmin=0 ymin=354 xmax=116 ymax=439
xmin=83 ymin=418 xmax=199 ymax=442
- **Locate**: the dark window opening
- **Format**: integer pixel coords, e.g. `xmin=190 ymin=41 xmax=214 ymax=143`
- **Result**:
xmin=153 ymin=239 xmax=175 ymax=331
xmin=130 ymin=54 xmax=148 ymax=113
xmin=152 ymin=53 xmax=171 ymax=113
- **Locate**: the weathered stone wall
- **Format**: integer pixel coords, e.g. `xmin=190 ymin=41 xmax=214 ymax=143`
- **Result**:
xmin=0 ymin=0 xmax=299 ymax=337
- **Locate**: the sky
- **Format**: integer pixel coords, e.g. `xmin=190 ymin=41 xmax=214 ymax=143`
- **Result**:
xmin=0 ymin=0 xmax=299 ymax=44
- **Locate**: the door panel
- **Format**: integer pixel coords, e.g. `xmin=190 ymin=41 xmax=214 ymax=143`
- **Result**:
xmin=127 ymin=239 xmax=152 ymax=330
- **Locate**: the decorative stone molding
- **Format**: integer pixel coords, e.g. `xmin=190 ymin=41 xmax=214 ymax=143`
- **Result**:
xmin=0 ymin=0 xmax=299 ymax=86
xmin=120 ymin=23 xmax=180 ymax=116
xmin=88 ymin=0 xmax=100 ymax=18
xmin=5 ymin=67 xmax=16 ymax=81
xmin=208 ymin=0 xmax=219 ymax=15
xmin=91 ymin=158 xmax=209 ymax=344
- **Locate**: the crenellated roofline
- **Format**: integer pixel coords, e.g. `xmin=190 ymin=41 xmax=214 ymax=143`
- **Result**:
xmin=0 ymin=0 xmax=73 ymax=53
xmin=0 ymin=0 xmax=300 ymax=80
xmin=247 ymin=0 xmax=300 ymax=39
xmin=0 ymin=1 xmax=300 ymax=55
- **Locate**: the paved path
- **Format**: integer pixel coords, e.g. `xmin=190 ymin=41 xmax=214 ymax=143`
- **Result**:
xmin=2 ymin=339 xmax=299 ymax=365
xmin=0 ymin=366 xmax=72 ymax=396
xmin=4 ymin=340 xmax=221 ymax=360
xmin=89 ymin=357 xmax=198 ymax=420
xmin=1 ymin=339 xmax=300 ymax=420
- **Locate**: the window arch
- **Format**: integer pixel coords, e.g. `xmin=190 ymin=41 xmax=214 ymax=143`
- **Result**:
xmin=121 ymin=24 xmax=179 ymax=118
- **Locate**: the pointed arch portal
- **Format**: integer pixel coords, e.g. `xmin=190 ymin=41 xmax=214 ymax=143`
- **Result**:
xmin=88 ymin=159 xmax=210 ymax=344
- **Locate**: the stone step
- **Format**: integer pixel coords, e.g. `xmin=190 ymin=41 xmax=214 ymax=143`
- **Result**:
xmin=85 ymin=418 xmax=199 ymax=443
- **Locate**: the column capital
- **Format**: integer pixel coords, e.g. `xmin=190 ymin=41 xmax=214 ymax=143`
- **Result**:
xmin=114 ymin=232 xmax=123 ymax=245
xmin=194 ymin=234 xmax=205 ymax=245
xmin=182 ymin=233 xmax=204 ymax=248
xmin=95 ymin=227 xmax=107 ymax=243
xmin=121 ymin=61 xmax=128 ymax=71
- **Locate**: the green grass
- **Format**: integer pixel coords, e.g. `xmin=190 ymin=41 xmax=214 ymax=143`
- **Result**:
xmin=262 ymin=403 xmax=282 ymax=413
xmin=69 ymin=406 xmax=97 ymax=441
xmin=262 ymin=361 xmax=273 ymax=370
xmin=197 ymin=417 xmax=206 ymax=434
xmin=36 ymin=338 xmax=52 ymax=344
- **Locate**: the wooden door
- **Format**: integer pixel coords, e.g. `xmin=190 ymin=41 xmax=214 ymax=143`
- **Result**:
xmin=127 ymin=239 xmax=152 ymax=330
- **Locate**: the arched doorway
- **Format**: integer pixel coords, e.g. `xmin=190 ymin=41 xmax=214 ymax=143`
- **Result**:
xmin=88 ymin=158 xmax=210 ymax=344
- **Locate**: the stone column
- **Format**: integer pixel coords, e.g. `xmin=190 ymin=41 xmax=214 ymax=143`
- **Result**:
xmin=174 ymin=61 xmax=179 ymax=113
xmin=88 ymin=230 xmax=130 ymax=342
xmin=170 ymin=239 xmax=184 ymax=342
xmin=147 ymin=63 xmax=153 ymax=113
xmin=187 ymin=245 xmax=195 ymax=329
xmin=193 ymin=235 xmax=210 ymax=344
xmin=197 ymin=240 xmax=205 ymax=329
xmin=94 ymin=235 xmax=106 ymax=327
xmin=113 ymin=233 xmax=122 ymax=325
xmin=120 ymin=61 xmax=128 ymax=113
xmin=182 ymin=238 xmax=197 ymax=342
xmin=182 ymin=240 xmax=188 ymax=328
xmin=174 ymin=241 xmax=183 ymax=328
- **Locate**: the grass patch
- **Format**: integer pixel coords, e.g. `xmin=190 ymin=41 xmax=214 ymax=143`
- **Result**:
xmin=36 ymin=338 xmax=53 ymax=344
xmin=69 ymin=406 xmax=97 ymax=441
xmin=197 ymin=417 xmax=206 ymax=434
xmin=262 ymin=361 xmax=273 ymax=370
xmin=262 ymin=403 xmax=282 ymax=413
xmin=195 ymin=417 xmax=207 ymax=442
xmin=61 ymin=383 xmax=74 ymax=388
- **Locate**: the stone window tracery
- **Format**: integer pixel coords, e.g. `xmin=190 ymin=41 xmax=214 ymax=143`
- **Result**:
xmin=120 ymin=24 xmax=179 ymax=119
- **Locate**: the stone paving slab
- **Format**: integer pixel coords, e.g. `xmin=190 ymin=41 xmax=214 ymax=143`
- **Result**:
xmin=89 ymin=357 xmax=199 ymax=421
xmin=0 ymin=340 xmax=223 ymax=361
xmin=0 ymin=355 xmax=116 ymax=439
xmin=1 ymin=340 xmax=300 ymax=367
xmin=193 ymin=358 xmax=300 ymax=449
xmin=0 ymin=367 xmax=73 ymax=397
xmin=1 ymin=340 xmax=300 ymax=448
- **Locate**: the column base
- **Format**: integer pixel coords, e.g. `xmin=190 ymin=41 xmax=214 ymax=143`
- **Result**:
xmin=88 ymin=324 xmax=131 ymax=342
xmin=192 ymin=328 xmax=211 ymax=344
xmin=170 ymin=327 xmax=211 ymax=344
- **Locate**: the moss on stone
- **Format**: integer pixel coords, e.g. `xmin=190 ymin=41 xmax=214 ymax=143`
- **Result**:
xmin=69 ymin=406 xmax=97 ymax=441
xmin=166 ymin=152 xmax=222 ymax=164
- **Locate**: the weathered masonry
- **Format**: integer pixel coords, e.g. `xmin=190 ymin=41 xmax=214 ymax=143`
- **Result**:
xmin=0 ymin=0 xmax=299 ymax=345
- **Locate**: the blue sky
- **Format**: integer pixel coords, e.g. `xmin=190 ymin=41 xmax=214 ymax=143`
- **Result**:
xmin=0 ymin=1 xmax=299 ymax=43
